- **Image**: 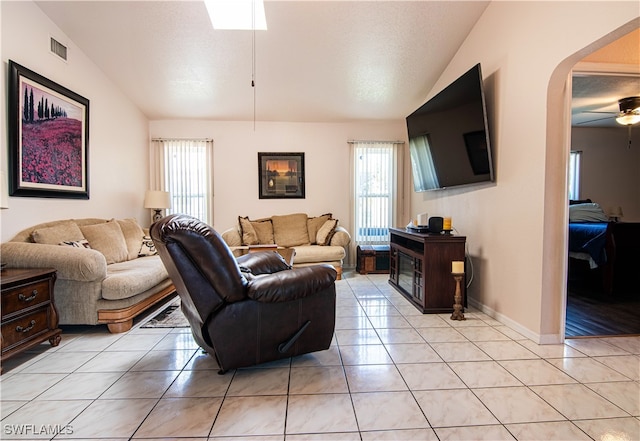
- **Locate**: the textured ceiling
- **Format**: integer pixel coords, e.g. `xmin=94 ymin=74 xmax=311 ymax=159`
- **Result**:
xmin=36 ymin=0 xmax=490 ymax=122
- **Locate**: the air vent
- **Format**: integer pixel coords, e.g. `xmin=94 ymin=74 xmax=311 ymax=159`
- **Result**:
xmin=50 ymin=37 xmax=67 ymax=61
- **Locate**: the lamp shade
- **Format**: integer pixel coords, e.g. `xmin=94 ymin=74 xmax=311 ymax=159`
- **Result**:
xmin=144 ymin=190 xmax=171 ymax=209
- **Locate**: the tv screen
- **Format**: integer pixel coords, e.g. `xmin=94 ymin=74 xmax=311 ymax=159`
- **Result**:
xmin=407 ymin=63 xmax=494 ymax=192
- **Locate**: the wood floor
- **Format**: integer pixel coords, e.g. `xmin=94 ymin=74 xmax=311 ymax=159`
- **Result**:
xmin=566 ymin=260 xmax=640 ymax=337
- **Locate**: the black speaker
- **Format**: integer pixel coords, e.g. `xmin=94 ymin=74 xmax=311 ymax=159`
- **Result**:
xmin=428 ymin=216 xmax=444 ymax=233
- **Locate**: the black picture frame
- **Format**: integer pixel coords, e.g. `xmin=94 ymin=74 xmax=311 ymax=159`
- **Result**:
xmin=258 ymin=152 xmax=305 ymax=199
xmin=8 ymin=60 xmax=90 ymax=199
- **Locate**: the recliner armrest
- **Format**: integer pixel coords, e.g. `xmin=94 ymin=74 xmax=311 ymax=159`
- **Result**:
xmin=247 ymin=264 xmax=337 ymax=303
xmin=237 ymin=251 xmax=291 ymax=275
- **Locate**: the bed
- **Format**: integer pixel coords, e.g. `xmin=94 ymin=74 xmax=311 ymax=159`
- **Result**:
xmin=568 ymin=201 xmax=640 ymax=295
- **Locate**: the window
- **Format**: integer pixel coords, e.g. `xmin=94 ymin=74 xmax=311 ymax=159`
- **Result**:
xmin=568 ymin=150 xmax=581 ymax=201
xmin=351 ymin=141 xmax=400 ymax=245
xmin=151 ymin=139 xmax=213 ymax=224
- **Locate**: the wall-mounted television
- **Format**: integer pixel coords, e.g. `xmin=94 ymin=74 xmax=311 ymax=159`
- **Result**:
xmin=406 ymin=63 xmax=494 ymax=192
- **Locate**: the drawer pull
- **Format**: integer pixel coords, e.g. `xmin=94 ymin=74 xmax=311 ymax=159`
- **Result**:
xmin=16 ymin=320 xmax=36 ymax=333
xmin=18 ymin=290 xmax=38 ymax=302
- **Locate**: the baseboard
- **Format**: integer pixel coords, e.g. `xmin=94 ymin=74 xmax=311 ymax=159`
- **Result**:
xmin=467 ymin=297 xmax=563 ymax=345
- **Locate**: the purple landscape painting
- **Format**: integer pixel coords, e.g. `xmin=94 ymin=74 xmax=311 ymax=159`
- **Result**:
xmin=9 ymin=60 xmax=89 ymax=199
xmin=21 ymin=81 xmax=84 ymax=188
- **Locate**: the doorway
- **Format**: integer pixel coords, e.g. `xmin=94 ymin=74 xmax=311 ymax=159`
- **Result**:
xmin=565 ymin=29 xmax=640 ymax=337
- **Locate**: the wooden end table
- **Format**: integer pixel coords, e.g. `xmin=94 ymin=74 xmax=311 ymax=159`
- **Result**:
xmin=1 ymin=268 xmax=62 ymax=372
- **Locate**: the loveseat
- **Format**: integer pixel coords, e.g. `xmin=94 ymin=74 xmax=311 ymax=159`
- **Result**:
xmin=1 ymin=218 xmax=175 ymax=333
xmin=221 ymin=213 xmax=350 ymax=279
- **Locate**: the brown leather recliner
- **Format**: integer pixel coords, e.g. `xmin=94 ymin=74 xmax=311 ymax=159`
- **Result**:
xmin=150 ymin=214 xmax=337 ymax=373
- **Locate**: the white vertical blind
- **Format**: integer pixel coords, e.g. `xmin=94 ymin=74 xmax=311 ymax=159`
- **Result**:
xmin=151 ymin=139 xmax=214 ymax=224
xmin=351 ymin=141 xmax=399 ymax=246
xmin=568 ymin=150 xmax=581 ymax=201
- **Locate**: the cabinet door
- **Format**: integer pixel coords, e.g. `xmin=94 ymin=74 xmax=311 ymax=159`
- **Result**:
xmin=423 ymin=241 xmax=465 ymax=310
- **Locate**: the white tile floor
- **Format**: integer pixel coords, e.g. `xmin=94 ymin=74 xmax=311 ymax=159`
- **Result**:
xmin=1 ymin=272 xmax=639 ymax=440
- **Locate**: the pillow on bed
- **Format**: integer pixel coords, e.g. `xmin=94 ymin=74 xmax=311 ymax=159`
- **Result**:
xmin=569 ymin=203 xmax=609 ymax=222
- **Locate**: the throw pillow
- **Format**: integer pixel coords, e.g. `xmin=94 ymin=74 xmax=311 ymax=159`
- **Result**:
xmin=252 ymin=219 xmax=275 ymax=245
xmin=307 ymin=213 xmax=332 ymax=244
xmin=59 ymin=239 xmax=92 ymax=249
xmin=138 ymin=235 xmax=158 ymax=257
xmin=32 ymin=221 xmax=85 ymax=245
xmin=316 ymin=219 xmax=338 ymax=246
xmin=239 ymin=216 xmax=259 ymax=245
xmin=117 ymin=218 xmax=145 ymax=260
xmin=80 ymin=221 xmax=129 ymax=264
xmin=271 ymin=213 xmax=311 ymax=247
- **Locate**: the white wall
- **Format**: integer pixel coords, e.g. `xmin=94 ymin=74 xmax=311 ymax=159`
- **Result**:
xmin=410 ymin=2 xmax=639 ymax=342
xmin=0 ymin=1 xmax=150 ymax=242
xmin=572 ymin=126 xmax=640 ymax=221
xmin=149 ymin=119 xmax=408 ymax=264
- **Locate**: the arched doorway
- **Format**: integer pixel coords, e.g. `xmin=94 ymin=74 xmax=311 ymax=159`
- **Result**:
xmin=542 ymin=22 xmax=640 ymax=342
xmin=566 ymin=30 xmax=640 ymax=337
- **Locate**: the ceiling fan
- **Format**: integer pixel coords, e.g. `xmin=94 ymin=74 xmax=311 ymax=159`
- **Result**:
xmin=577 ymin=96 xmax=640 ymax=126
xmin=615 ymin=96 xmax=640 ymax=125
xmin=576 ymin=95 xmax=640 ymax=148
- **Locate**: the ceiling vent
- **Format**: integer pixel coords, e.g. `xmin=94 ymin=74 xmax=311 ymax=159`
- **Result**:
xmin=50 ymin=37 xmax=67 ymax=61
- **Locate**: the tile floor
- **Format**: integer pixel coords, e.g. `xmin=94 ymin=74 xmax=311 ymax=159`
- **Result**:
xmin=1 ymin=272 xmax=639 ymax=440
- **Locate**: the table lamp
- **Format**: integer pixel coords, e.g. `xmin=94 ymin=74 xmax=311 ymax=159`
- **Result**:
xmin=144 ymin=190 xmax=171 ymax=222
xmin=608 ymin=206 xmax=623 ymax=222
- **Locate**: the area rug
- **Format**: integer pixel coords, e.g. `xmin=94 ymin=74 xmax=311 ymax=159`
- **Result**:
xmin=141 ymin=298 xmax=190 ymax=328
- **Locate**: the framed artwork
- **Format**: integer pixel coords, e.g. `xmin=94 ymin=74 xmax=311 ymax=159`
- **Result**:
xmin=8 ymin=60 xmax=90 ymax=199
xmin=258 ymin=152 xmax=305 ymax=199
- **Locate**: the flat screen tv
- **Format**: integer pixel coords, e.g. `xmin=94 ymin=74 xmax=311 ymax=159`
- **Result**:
xmin=406 ymin=63 xmax=494 ymax=192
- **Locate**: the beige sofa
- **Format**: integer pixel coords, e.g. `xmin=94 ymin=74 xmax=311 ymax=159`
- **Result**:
xmin=221 ymin=213 xmax=350 ymax=279
xmin=1 ymin=218 xmax=175 ymax=333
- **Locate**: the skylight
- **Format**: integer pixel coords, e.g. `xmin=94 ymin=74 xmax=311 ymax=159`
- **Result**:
xmin=204 ymin=0 xmax=267 ymax=30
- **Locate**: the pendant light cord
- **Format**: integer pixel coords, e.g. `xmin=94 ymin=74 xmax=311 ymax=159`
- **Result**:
xmin=252 ymin=0 xmax=256 ymax=130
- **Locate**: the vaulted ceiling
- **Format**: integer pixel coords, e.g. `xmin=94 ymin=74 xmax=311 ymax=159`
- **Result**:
xmin=35 ymin=2 xmax=639 ymax=126
xmin=36 ymin=1 xmax=489 ymax=122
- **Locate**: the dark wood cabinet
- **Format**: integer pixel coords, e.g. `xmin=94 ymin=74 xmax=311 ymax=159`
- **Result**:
xmin=1 ymin=268 xmax=61 ymax=370
xmin=389 ymin=227 xmax=466 ymax=313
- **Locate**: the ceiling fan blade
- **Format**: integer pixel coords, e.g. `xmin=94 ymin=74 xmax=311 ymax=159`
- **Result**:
xmin=575 ymin=114 xmax=616 ymax=125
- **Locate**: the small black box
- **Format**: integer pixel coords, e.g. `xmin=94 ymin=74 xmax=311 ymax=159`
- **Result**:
xmin=356 ymin=245 xmax=390 ymax=275
xmin=428 ymin=216 xmax=444 ymax=233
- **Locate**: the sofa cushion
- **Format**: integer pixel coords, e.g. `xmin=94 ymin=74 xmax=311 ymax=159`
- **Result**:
xmin=272 ymin=213 xmax=310 ymax=247
xmin=307 ymin=213 xmax=332 ymax=244
xmin=80 ymin=221 xmax=129 ymax=264
xmin=101 ymin=255 xmax=169 ymax=300
xmin=117 ymin=218 xmax=145 ymax=260
xmin=239 ymin=217 xmax=275 ymax=245
xmin=252 ymin=219 xmax=274 ymax=245
xmin=317 ymin=219 xmax=338 ymax=246
xmin=239 ymin=216 xmax=259 ymax=245
xmin=32 ymin=221 xmax=85 ymax=245
xmin=292 ymin=245 xmax=345 ymax=264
